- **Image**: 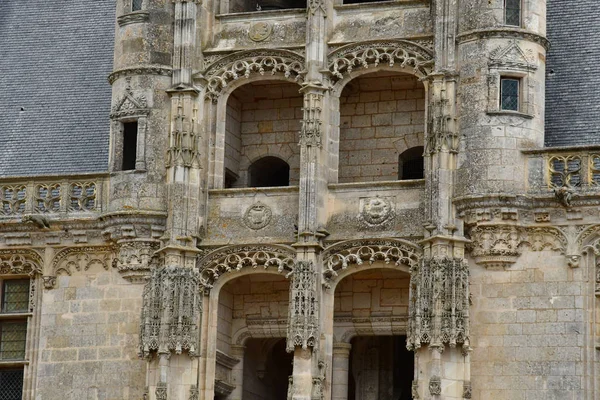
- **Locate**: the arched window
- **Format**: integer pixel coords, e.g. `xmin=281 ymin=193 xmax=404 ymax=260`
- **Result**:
xmin=398 ymin=147 xmax=424 ymax=180
xmin=248 ymin=157 xmax=290 ymax=187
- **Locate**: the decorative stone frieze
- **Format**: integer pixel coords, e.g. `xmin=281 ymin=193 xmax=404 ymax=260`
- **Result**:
xmin=287 ymin=261 xmax=319 ymax=352
xmin=242 ymin=202 xmax=272 ymax=230
xmin=322 ymin=238 xmax=421 ymax=287
xmin=45 ymin=246 xmax=113 ymax=288
xmin=327 ymin=39 xmax=434 ymax=84
xmin=456 ymin=28 xmax=550 ymax=50
xmin=139 ymin=266 xmax=202 ymax=358
xmin=202 ymin=49 xmax=305 ymax=101
xmin=116 ymin=11 xmax=149 ymax=27
xmin=113 ymin=240 xmax=161 ymax=282
xmin=107 ymin=66 xmax=172 ymax=85
xmin=407 ymin=257 xmax=470 ymax=351
xmin=197 ymin=244 xmax=296 ymax=290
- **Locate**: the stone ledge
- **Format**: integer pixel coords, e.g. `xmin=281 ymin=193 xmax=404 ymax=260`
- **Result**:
xmin=117 ymin=11 xmax=149 ymax=27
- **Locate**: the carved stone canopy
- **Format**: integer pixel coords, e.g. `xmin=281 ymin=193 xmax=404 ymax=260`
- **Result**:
xmin=196 ymin=244 xmax=296 ymax=290
xmin=0 ymin=249 xmax=43 ymax=276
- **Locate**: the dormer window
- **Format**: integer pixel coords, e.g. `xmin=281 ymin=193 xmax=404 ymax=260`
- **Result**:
xmin=504 ymin=0 xmax=521 ymax=26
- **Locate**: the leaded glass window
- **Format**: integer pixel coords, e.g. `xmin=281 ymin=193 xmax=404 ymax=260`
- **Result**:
xmin=1 ymin=281 xmax=29 ymax=313
xmin=132 ymin=0 xmax=143 ymax=11
xmin=0 ymin=322 xmax=26 ymax=361
xmin=0 ymin=369 xmax=23 ymax=400
xmin=504 ymin=0 xmax=521 ymax=26
xmin=500 ymin=78 xmax=520 ymax=111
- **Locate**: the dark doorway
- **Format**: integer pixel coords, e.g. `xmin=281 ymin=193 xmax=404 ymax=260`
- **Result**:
xmin=249 ymin=156 xmax=290 ymax=187
xmin=398 ymin=147 xmax=424 ymax=180
xmin=348 ymin=336 xmax=414 ymax=400
xmin=243 ymin=338 xmax=293 ymax=399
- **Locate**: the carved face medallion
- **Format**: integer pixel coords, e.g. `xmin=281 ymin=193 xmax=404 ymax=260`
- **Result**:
xmin=359 ymin=196 xmax=394 ymax=227
xmin=248 ymin=22 xmax=272 ymax=42
xmin=243 ymin=202 xmax=272 ymax=230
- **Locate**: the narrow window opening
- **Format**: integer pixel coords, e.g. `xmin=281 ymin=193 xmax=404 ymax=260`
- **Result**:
xmin=500 ymin=78 xmax=520 ymax=111
xmin=248 ymin=157 xmax=290 ymax=187
xmin=398 ymin=147 xmax=424 ymax=180
xmin=122 ymin=122 xmax=138 ymax=171
xmin=504 ymin=0 xmax=521 ymax=26
xmin=224 ymin=168 xmax=239 ymax=189
xmin=132 ymin=0 xmax=143 ymax=12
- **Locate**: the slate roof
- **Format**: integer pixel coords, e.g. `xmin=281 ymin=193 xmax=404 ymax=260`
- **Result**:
xmin=545 ymin=0 xmax=600 ymax=147
xmin=0 ymin=1 xmax=115 ymax=178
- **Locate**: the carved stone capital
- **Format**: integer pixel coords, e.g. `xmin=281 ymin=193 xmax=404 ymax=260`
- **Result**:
xmin=113 ymin=240 xmax=161 ymax=283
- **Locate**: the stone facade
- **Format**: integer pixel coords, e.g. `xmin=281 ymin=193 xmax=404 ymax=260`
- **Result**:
xmin=1 ymin=1 xmax=600 ymax=400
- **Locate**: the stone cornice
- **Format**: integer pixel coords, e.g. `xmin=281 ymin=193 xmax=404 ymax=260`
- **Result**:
xmin=457 ymin=28 xmax=550 ymax=50
xmin=108 ymin=66 xmax=173 ymax=85
xmin=116 ymin=11 xmax=149 ymax=27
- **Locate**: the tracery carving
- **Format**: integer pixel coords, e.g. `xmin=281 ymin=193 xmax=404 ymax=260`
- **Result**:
xmin=203 ymin=49 xmax=305 ymax=101
xmin=197 ymin=244 xmax=296 ymax=290
xmin=46 ymin=246 xmax=113 ymax=288
xmin=0 ymin=249 xmax=43 ymax=276
xmin=242 ymin=202 xmax=272 ymax=230
xmin=322 ymin=238 xmax=420 ymax=287
xmin=407 ymin=257 xmax=470 ymax=351
xmin=34 ymin=183 xmax=61 ymax=213
xmin=548 ymin=155 xmax=582 ymax=189
xmin=110 ymin=78 xmax=150 ymax=119
xmin=68 ymin=182 xmax=97 ymax=212
xmin=299 ymin=89 xmax=325 ymax=147
xmin=166 ymin=93 xmax=201 ymax=168
xmin=139 ymin=266 xmax=202 ymax=358
xmin=113 ymin=240 xmax=160 ymax=282
xmin=358 ymin=196 xmax=395 ymax=228
xmin=0 ymin=185 xmax=27 ymax=215
xmin=429 ymin=376 xmax=441 ymax=396
xmin=287 ymin=261 xmax=319 ymax=352
xmin=328 ymin=40 xmax=434 ymax=84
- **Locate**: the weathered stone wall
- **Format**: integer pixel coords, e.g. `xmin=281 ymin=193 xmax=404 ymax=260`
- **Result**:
xmin=338 ymin=73 xmax=425 ymax=183
xmin=36 ymin=268 xmax=145 ymax=400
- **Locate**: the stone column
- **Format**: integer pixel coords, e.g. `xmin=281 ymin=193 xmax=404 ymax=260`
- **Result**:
xmin=331 ymin=342 xmax=352 ymax=400
xmin=229 ymin=345 xmax=245 ymax=400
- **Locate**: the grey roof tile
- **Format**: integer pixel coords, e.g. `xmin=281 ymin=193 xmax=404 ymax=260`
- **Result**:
xmin=0 ymin=0 xmax=115 ymax=178
xmin=545 ymin=0 xmax=600 ymax=147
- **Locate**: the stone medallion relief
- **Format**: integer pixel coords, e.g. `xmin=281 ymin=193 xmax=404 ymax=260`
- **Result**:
xmin=243 ymin=202 xmax=272 ymax=230
xmin=358 ymin=196 xmax=395 ymax=229
xmin=248 ymin=22 xmax=272 ymax=42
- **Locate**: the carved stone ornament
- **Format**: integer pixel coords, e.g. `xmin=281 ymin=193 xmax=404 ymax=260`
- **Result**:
xmin=155 ymin=382 xmax=167 ymax=400
xmin=202 ymin=49 xmax=305 ymax=101
xmin=113 ymin=240 xmax=160 ymax=282
xmin=0 ymin=185 xmax=27 ymax=215
xmin=243 ymin=202 xmax=272 ymax=230
xmin=310 ymin=361 xmax=326 ymax=400
xmin=287 ymin=261 xmax=319 ymax=352
xmin=108 ymin=66 xmax=172 ymax=85
xmin=328 ymin=40 xmax=434 ymax=85
xmin=429 ymin=376 xmax=441 ymax=396
xmin=45 ymin=246 xmax=113 ymax=289
xmin=197 ymin=244 xmax=296 ymax=290
xmin=358 ymin=196 xmax=395 ymax=228
xmin=322 ymin=238 xmax=421 ymax=287
xmin=0 ymin=249 xmax=43 ymax=276
xmin=139 ymin=266 xmax=202 ymax=358
xmin=248 ymin=21 xmax=272 ymax=42
xmin=489 ymin=39 xmax=537 ymax=72
xmin=110 ymin=78 xmax=150 ymax=119
xmin=189 ymin=384 xmax=199 ymax=400
xmin=166 ymin=92 xmax=201 ymax=168
xmin=116 ymin=11 xmax=149 ymax=27
xmin=411 ymin=380 xmax=420 ymax=399
xmin=308 ymin=0 xmax=325 ymax=15
xmin=463 ymin=381 xmax=472 ymax=399
xmin=299 ymin=89 xmax=325 ymax=147
xmin=407 ymin=257 xmax=470 ymax=351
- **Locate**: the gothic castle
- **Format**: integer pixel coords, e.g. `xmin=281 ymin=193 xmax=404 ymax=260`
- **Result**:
xmin=0 ymin=0 xmax=599 ymax=399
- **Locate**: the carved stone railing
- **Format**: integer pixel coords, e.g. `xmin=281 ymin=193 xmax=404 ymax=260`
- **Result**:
xmin=525 ymin=146 xmax=600 ymax=191
xmin=0 ymin=174 xmax=108 ymax=217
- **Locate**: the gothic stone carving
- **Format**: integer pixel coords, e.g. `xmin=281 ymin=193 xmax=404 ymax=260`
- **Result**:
xmin=489 ymin=39 xmax=537 ymax=72
xmin=429 ymin=376 xmax=441 ymax=396
xmin=322 ymin=238 xmax=421 ymax=287
xmin=287 ymin=261 xmax=319 ymax=352
xmin=203 ymin=49 xmax=305 ymax=101
xmin=248 ymin=21 xmax=272 ymax=42
xmin=110 ymin=78 xmax=150 ymax=119
xmin=407 ymin=257 xmax=470 ymax=351
xmin=0 ymin=185 xmax=26 ymax=215
xmin=412 ymin=380 xmax=419 ymax=399
xmin=139 ymin=266 xmax=202 ymax=358
xmin=299 ymin=89 xmax=325 ymax=147
xmin=328 ymin=40 xmax=434 ymax=85
xmin=34 ymin=183 xmax=61 ymax=213
xmin=0 ymin=249 xmax=43 ymax=276
xmin=197 ymin=244 xmax=296 ymax=290
xmin=243 ymin=202 xmax=272 ymax=230
xmin=358 ymin=196 xmax=395 ymax=228
xmin=166 ymin=92 xmax=201 ymax=168
xmin=46 ymin=246 xmax=113 ymax=288
xmin=463 ymin=381 xmax=472 ymax=399
xmin=107 ymin=66 xmax=172 ymax=85
xmin=113 ymin=240 xmax=160 ymax=282
xmin=155 ymin=382 xmax=167 ymax=400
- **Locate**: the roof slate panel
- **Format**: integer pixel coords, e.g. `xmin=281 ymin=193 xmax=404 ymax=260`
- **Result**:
xmin=0 ymin=1 xmax=115 ymax=178
xmin=545 ymin=0 xmax=600 ymax=147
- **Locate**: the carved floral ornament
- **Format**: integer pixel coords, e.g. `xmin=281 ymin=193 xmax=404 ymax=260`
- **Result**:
xmin=321 ymin=238 xmax=421 ymax=288
xmin=196 ymin=244 xmax=296 ymax=290
xmin=201 ymin=49 xmax=305 ymax=102
xmin=0 ymin=249 xmax=43 ymax=276
xmin=44 ymin=246 xmax=113 ymax=289
xmin=327 ymin=39 xmax=434 ymax=87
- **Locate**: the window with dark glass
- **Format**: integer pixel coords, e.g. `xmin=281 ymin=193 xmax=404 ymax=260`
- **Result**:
xmin=248 ymin=157 xmax=290 ymax=187
xmin=398 ymin=147 xmax=424 ymax=180
xmin=122 ymin=122 xmax=138 ymax=171
xmin=504 ymin=0 xmax=521 ymax=26
xmin=2 ymin=280 xmax=29 ymax=313
xmin=500 ymin=78 xmax=520 ymax=111
xmin=0 ymin=369 xmax=24 ymax=399
xmin=132 ymin=0 xmax=143 ymax=12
